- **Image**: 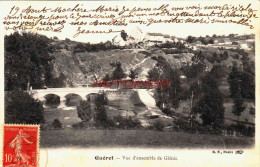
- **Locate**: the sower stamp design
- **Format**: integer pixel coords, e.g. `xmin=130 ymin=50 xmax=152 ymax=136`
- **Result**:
xmin=3 ymin=125 xmax=39 ymax=167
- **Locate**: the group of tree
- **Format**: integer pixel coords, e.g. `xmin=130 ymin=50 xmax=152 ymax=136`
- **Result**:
xmin=129 ymin=69 xmax=138 ymax=79
xmin=186 ymin=35 xmax=214 ymax=45
xmin=103 ymin=67 xmax=138 ymax=82
xmin=181 ymin=63 xmax=206 ymax=79
xmin=182 ymin=50 xmax=226 ymax=129
xmin=73 ymin=41 xmax=122 ymax=54
xmin=77 ymin=93 xmax=109 ymax=127
xmin=228 ymin=65 xmax=254 ymax=124
xmin=189 ymin=50 xmax=230 ymax=65
xmin=5 ymin=32 xmax=66 ymax=91
xmin=5 ymin=90 xmax=44 ymax=124
xmin=228 ymin=65 xmax=254 ymax=101
xmin=181 ymin=50 xmax=206 ymax=79
xmin=192 ymin=74 xmax=225 ymax=129
xmin=159 ymin=42 xmax=188 ymax=54
xmin=110 ymin=61 xmax=126 ymax=80
xmin=148 ymin=56 xmax=181 ymax=109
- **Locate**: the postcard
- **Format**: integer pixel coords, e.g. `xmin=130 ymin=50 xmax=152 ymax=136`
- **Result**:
xmin=0 ymin=1 xmax=259 ymax=166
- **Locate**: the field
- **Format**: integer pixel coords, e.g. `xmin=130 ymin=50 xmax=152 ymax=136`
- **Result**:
xmin=44 ymin=107 xmax=81 ymax=127
xmin=42 ymin=92 xmax=255 ymax=149
xmin=41 ymin=129 xmax=254 ymax=148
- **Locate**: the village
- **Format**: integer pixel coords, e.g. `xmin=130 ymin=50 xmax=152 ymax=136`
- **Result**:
xmin=111 ymin=27 xmax=253 ymax=51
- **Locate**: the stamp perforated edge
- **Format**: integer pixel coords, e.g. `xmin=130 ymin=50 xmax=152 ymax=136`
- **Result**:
xmin=1 ymin=124 xmax=40 ymax=167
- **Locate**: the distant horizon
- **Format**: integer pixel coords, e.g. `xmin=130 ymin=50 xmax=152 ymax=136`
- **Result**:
xmin=4 ymin=29 xmax=255 ymax=44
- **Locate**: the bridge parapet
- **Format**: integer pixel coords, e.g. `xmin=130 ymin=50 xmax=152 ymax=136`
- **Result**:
xmin=30 ymin=87 xmax=108 ymax=102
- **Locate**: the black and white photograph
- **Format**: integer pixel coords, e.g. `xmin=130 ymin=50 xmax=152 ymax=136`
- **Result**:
xmin=1 ymin=1 xmax=259 ymax=167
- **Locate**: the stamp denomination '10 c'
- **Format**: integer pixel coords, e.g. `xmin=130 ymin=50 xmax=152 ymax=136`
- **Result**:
xmin=3 ymin=125 xmax=39 ymax=167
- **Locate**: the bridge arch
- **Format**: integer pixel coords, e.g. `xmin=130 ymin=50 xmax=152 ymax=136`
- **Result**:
xmin=44 ymin=94 xmax=61 ymax=108
xmin=65 ymin=93 xmax=83 ymax=106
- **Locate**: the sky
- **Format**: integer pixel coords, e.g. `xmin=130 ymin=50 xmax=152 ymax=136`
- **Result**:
xmin=1 ymin=1 xmax=259 ymax=43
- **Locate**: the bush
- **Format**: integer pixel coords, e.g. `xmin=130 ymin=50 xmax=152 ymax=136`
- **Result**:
xmin=174 ymin=118 xmax=193 ymax=132
xmin=5 ymin=90 xmax=44 ymax=124
xmin=112 ymin=115 xmax=141 ymax=129
xmin=162 ymin=108 xmax=172 ymax=115
xmin=72 ymin=122 xmax=95 ymax=129
xmin=77 ymin=94 xmax=111 ymax=128
xmin=77 ymin=100 xmax=93 ymax=122
xmin=227 ymin=124 xmax=255 ymax=137
xmin=52 ymin=119 xmax=62 ymax=129
xmin=153 ymin=120 xmax=165 ymax=131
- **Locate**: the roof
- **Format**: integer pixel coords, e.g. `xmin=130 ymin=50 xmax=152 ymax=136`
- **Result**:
xmin=112 ymin=35 xmax=118 ymax=40
xmin=218 ymin=38 xmax=232 ymax=43
xmin=149 ymin=40 xmax=163 ymax=43
xmin=147 ymin=33 xmax=164 ymax=36
xmin=163 ymin=35 xmax=171 ymax=38
xmin=136 ymin=27 xmax=143 ymax=33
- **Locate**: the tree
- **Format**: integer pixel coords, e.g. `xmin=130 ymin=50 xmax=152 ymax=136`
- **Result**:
xmin=228 ymin=66 xmax=246 ymax=123
xmin=77 ymin=93 xmax=108 ymax=126
xmin=111 ymin=62 xmax=126 ymax=80
xmin=77 ymin=100 xmax=93 ymax=122
xmin=148 ymin=56 xmax=181 ymax=108
xmin=192 ymin=50 xmax=205 ymax=64
xmin=186 ymin=36 xmax=195 ymax=43
xmin=94 ymin=93 xmax=109 ymax=126
xmin=193 ymin=75 xmax=225 ymax=128
xmin=228 ymin=34 xmax=235 ymax=39
xmin=121 ymin=30 xmax=128 ymax=41
xmin=210 ymin=65 xmax=226 ymax=80
xmin=52 ymin=119 xmax=62 ymax=129
xmin=228 ymin=66 xmax=240 ymax=98
xmin=208 ymin=39 xmax=214 ymax=44
xmin=220 ymin=51 xmax=228 ymax=60
xmin=5 ymin=90 xmax=44 ymax=124
xmin=232 ymin=92 xmax=245 ymax=122
xmin=51 ymin=72 xmax=66 ymax=88
xmin=198 ymin=36 xmax=208 ymax=45
xmin=240 ymin=71 xmax=254 ymax=100
xmin=103 ymin=74 xmax=110 ymax=81
xmin=5 ymin=32 xmax=55 ymax=90
xmin=129 ymin=69 xmax=138 ymax=79
xmin=181 ymin=63 xmax=206 ymax=79
xmin=213 ymin=52 xmax=222 ymax=63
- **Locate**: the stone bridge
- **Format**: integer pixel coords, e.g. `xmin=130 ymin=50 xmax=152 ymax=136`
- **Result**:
xmin=30 ymin=87 xmax=110 ymax=108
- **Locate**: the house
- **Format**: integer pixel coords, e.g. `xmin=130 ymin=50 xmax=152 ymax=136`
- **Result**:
xmin=195 ymin=41 xmax=202 ymax=46
xmin=163 ymin=34 xmax=173 ymax=43
xmin=112 ymin=35 xmax=127 ymax=46
xmin=144 ymin=33 xmax=165 ymax=46
xmin=143 ymin=33 xmax=174 ymax=46
xmin=238 ymin=42 xmax=250 ymax=50
xmin=216 ymin=38 xmax=232 ymax=45
xmin=112 ymin=27 xmax=145 ymax=48
xmin=171 ymin=36 xmax=179 ymax=43
xmin=129 ymin=27 xmax=144 ymax=43
xmin=179 ymin=39 xmax=185 ymax=44
xmin=189 ymin=44 xmax=197 ymax=50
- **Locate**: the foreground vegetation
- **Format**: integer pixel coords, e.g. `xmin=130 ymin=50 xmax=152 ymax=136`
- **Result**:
xmin=41 ymin=129 xmax=254 ymax=148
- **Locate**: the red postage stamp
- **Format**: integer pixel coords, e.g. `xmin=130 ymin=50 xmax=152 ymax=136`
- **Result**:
xmin=3 ymin=124 xmax=39 ymax=167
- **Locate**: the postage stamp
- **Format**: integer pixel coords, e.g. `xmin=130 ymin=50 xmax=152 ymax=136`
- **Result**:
xmin=3 ymin=124 xmax=39 ymax=167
